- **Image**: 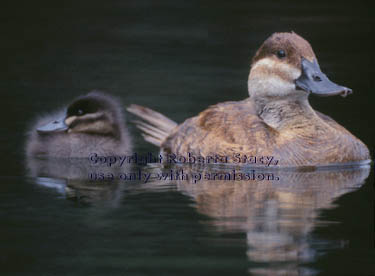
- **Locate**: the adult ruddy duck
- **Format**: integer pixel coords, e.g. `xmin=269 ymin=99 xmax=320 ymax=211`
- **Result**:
xmin=128 ymin=32 xmax=370 ymax=167
xmin=26 ymin=91 xmax=132 ymax=158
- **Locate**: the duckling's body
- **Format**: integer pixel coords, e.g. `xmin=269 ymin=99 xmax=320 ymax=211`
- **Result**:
xmin=26 ymin=91 xmax=132 ymax=158
xmin=128 ymin=32 xmax=370 ymax=167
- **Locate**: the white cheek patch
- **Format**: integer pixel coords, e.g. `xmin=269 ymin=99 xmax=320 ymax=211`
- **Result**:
xmin=248 ymin=76 xmax=297 ymax=98
xmin=72 ymin=120 xmax=113 ymax=134
xmin=251 ymin=58 xmax=301 ymax=80
xmin=248 ymin=58 xmax=302 ymax=98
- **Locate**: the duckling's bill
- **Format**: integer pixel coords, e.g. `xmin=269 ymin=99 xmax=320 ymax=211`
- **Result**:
xmin=295 ymin=58 xmax=352 ymax=97
xmin=36 ymin=116 xmax=68 ymax=133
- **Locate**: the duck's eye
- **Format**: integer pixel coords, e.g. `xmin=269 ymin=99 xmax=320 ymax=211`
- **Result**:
xmin=277 ymin=50 xmax=286 ymax=59
xmin=77 ymin=109 xmax=84 ymax=116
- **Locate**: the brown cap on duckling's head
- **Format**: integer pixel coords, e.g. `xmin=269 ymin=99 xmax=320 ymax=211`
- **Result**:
xmin=249 ymin=32 xmax=352 ymax=98
xmin=37 ymin=91 xmax=125 ymax=138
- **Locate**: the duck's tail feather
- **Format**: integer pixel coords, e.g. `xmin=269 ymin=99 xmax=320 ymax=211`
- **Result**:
xmin=127 ymin=104 xmax=178 ymax=147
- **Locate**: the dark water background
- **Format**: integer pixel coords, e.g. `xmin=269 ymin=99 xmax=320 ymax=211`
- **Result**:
xmin=0 ymin=0 xmax=374 ymax=275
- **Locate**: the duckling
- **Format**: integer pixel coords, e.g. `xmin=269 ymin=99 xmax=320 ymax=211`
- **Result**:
xmin=128 ymin=32 xmax=370 ymax=167
xmin=26 ymin=91 xmax=132 ymax=158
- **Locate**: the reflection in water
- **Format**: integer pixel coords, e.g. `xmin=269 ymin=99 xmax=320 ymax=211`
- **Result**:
xmin=24 ymin=157 xmax=371 ymax=275
xmin=149 ymin=164 xmax=370 ymax=275
xmin=25 ymin=157 xmax=133 ymax=206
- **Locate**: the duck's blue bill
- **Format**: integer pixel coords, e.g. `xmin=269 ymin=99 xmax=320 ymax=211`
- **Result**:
xmin=295 ymin=58 xmax=352 ymax=97
xmin=37 ymin=116 xmax=68 ymax=133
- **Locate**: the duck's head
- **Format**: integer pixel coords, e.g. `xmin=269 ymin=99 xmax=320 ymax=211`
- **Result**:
xmin=248 ymin=32 xmax=352 ymax=102
xmin=36 ymin=91 xmax=124 ymax=138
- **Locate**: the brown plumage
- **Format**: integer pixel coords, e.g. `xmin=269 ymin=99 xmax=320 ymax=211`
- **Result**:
xmin=128 ymin=32 xmax=370 ymax=167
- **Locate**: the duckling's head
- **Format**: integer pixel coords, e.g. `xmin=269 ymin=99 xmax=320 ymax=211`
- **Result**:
xmin=248 ymin=32 xmax=352 ymax=102
xmin=37 ymin=91 xmax=124 ymax=138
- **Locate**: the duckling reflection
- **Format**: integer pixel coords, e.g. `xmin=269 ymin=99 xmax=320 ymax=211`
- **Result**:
xmin=26 ymin=156 xmax=132 ymax=206
xmin=157 ymin=165 xmax=370 ymax=275
xmin=26 ymin=91 xmax=132 ymax=157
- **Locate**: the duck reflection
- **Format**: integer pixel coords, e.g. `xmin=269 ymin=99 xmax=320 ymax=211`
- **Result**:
xmin=167 ymin=165 xmax=370 ymax=275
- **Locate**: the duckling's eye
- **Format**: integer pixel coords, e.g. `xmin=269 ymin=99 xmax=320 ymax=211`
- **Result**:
xmin=277 ymin=50 xmax=286 ymax=59
xmin=77 ymin=109 xmax=84 ymax=116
